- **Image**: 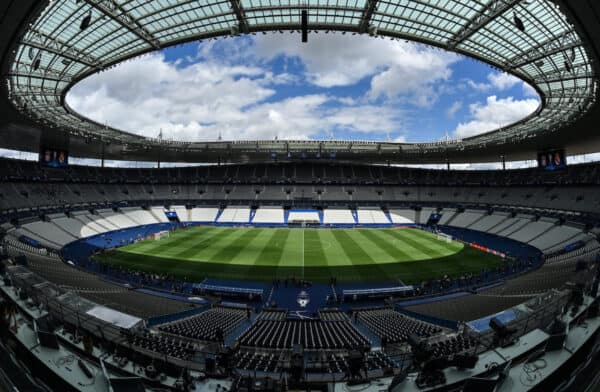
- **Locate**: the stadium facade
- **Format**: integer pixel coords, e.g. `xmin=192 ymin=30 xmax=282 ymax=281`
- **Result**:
xmin=0 ymin=1 xmax=600 ymax=391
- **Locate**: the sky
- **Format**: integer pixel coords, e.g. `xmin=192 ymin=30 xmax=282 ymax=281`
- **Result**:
xmin=66 ymin=33 xmax=540 ymax=144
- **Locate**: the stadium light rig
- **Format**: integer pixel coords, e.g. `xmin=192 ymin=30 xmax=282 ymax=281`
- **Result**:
xmin=301 ymin=9 xmax=308 ymax=43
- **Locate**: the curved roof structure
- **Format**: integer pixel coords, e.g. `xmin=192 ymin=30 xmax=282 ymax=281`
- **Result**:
xmin=1 ymin=0 xmax=599 ymax=164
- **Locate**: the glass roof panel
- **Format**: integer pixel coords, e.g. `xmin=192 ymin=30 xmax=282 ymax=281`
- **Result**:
xmin=6 ymin=0 xmax=596 ymax=154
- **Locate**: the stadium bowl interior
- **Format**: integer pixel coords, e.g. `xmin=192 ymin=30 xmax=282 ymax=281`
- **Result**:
xmin=0 ymin=1 xmax=600 ymax=391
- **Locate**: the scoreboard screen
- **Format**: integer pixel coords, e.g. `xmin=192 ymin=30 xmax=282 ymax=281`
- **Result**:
xmin=538 ymin=149 xmax=566 ymax=171
xmin=39 ymin=147 xmax=68 ymax=168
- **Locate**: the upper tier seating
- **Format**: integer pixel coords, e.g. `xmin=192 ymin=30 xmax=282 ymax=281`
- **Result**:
xmin=3 ymin=180 xmax=600 ymax=214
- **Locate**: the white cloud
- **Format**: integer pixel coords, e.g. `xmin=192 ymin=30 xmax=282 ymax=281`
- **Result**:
xmin=67 ymin=49 xmax=407 ymax=141
xmin=487 ymin=72 xmax=520 ymax=90
xmin=251 ymin=34 xmax=459 ymax=104
xmin=466 ymin=71 xmax=532 ymax=96
xmin=446 ymin=101 xmax=462 ymax=118
xmin=453 ymin=95 xmax=540 ymax=138
xmin=467 ymin=79 xmax=491 ymax=92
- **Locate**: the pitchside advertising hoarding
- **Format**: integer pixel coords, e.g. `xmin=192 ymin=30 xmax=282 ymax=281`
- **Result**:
xmin=538 ymin=149 xmax=566 ymax=171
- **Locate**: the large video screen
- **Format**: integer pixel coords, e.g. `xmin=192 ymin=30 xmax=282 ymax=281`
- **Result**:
xmin=538 ymin=149 xmax=566 ymax=171
xmin=39 ymin=148 xmax=68 ymax=168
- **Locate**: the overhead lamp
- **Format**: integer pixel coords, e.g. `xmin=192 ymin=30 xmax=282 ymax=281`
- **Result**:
xmin=80 ymin=11 xmax=92 ymax=31
xmin=32 ymin=54 xmax=41 ymax=71
xmin=513 ymin=13 xmax=525 ymax=32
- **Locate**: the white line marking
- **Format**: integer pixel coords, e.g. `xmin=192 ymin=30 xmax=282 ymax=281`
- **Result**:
xmin=302 ymin=228 xmax=305 ymax=279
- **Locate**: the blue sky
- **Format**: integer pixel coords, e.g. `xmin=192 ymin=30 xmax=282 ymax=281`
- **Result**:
xmin=67 ymin=33 xmax=540 ymax=143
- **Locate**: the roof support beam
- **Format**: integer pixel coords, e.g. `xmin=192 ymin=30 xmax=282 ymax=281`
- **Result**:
xmin=8 ymin=72 xmax=65 ymax=83
xmin=447 ymin=0 xmax=521 ymax=49
xmin=25 ymin=29 xmax=101 ymax=68
xmin=507 ymin=30 xmax=580 ymax=70
xmin=12 ymin=62 xmax=76 ymax=80
xmin=359 ymin=0 xmax=378 ymax=34
xmin=536 ymin=71 xmax=595 ymax=84
xmin=229 ymin=0 xmax=249 ymax=34
xmin=82 ymin=0 xmax=160 ymax=49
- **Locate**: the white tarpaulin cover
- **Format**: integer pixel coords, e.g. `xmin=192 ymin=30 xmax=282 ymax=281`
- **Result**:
xmin=86 ymin=305 xmax=142 ymax=329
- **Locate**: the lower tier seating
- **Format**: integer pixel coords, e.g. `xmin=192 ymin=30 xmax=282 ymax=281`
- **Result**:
xmin=159 ymin=306 xmax=248 ymax=342
xmin=238 ymin=311 xmax=369 ymax=349
xmin=356 ymin=308 xmax=443 ymax=343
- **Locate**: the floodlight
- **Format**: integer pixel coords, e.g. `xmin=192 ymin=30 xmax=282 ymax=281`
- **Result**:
xmin=80 ymin=11 xmax=92 ymax=31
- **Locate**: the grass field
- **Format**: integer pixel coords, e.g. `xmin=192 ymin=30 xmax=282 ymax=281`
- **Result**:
xmin=94 ymin=226 xmax=504 ymax=283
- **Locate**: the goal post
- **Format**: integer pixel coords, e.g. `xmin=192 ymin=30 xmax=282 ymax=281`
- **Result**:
xmin=436 ymin=232 xmax=452 ymax=243
xmin=153 ymin=230 xmax=170 ymax=241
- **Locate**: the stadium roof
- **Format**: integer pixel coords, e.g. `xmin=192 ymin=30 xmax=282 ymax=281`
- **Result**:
xmin=0 ymin=0 xmax=599 ymax=164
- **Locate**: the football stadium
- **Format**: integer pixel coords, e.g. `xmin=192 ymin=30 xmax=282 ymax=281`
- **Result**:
xmin=1 ymin=0 xmax=600 ymax=391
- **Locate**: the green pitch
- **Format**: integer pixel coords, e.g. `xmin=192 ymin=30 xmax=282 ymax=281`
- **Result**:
xmin=94 ymin=226 xmax=504 ymax=283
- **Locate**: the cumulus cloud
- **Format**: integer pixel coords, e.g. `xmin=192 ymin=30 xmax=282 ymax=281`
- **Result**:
xmin=487 ymin=72 xmax=521 ymax=90
xmin=251 ymin=34 xmax=459 ymax=104
xmin=446 ymin=101 xmax=462 ymax=118
xmin=466 ymin=71 xmax=535 ymax=97
xmin=453 ymin=96 xmax=540 ymax=138
xmin=67 ymin=49 xmax=407 ymax=141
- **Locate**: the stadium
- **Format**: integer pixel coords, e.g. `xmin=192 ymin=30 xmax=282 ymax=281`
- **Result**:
xmin=0 ymin=0 xmax=600 ymax=391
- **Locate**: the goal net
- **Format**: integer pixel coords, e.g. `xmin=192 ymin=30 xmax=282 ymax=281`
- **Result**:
xmin=436 ymin=232 xmax=452 ymax=243
xmin=153 ymin=230 xmax=170 ymax=241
